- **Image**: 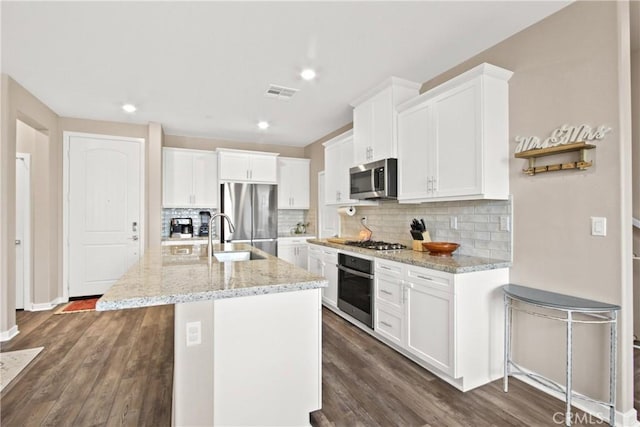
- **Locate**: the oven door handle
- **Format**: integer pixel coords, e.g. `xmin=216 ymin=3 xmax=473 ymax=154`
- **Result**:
xmin=337 ymin=265 xmax=374 ymax=280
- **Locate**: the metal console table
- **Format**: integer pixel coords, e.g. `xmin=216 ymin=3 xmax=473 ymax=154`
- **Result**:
xmin=503 ymin=284 xmax=620 ymax=426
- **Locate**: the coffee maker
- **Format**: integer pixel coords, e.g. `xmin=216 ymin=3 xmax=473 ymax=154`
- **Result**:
xmin=170 ymin=218 xmax=193 ymax=238
xmin=199 ymin=211 xmax=211 ymax=236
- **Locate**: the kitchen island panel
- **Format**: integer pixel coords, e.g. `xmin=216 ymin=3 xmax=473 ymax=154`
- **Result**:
xmin=173 ymin=289 xmax=322 ymax=426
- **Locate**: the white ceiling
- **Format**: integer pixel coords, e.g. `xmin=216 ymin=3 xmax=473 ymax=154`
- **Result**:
xmin=2 ymin=1 xmax=572 ymax=147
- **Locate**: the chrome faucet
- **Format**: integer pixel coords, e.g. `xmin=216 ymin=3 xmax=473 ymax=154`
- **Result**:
xmin=208 ymin=213 xmax=236 ymax=262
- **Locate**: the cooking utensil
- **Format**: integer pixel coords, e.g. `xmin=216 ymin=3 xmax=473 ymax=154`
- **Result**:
xmin=359 ymin=217 xmax=372 ymax=241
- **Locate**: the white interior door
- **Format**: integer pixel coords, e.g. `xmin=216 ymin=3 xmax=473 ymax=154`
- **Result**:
xmin=67 ymin=134 xmax=143 ymax=297
xmin=15 ymin=155 xmax=30 ymax=309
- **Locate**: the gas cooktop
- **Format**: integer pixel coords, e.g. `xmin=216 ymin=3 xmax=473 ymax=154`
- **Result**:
xmin=344 ymin=240 xmax=407 ymax=251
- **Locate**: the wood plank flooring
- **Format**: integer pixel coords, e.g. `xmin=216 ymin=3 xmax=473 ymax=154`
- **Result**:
xmin=1 ymin=305 xmax=638 ymax=426
xmin=0 ymin=305 xmax=173 ymax=427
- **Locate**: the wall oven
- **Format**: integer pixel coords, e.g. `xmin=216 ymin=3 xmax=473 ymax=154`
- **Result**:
xmin=337 ymin=253 xmax=374 ymax=329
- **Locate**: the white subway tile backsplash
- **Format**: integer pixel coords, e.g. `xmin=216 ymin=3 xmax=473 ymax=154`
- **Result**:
xmin=278 ymin=210 xmax=309 ymax=235
xmin=340 ymin=198 xmax=512 ymax=261
xmin=161 ymin=208 xmax=216 ymax=238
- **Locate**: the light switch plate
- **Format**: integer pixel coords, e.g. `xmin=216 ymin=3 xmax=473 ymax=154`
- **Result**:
xmin=186 ymin=321 xmax=202 ymax=346
xmin=591 ymin=217 xmax=607 ymax=237
xmin=499 ymin=216 xmax=510 ymax=232
xmin=450 ymin=216 xmax=458 ymax=230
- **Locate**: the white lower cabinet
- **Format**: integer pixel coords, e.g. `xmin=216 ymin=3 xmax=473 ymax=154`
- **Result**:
xmin=278 ymin=237 xmax=312 ymax=269
xmin=405 ymin=282 xmax=455 ymax=376
xmin=374 ymin=257 xmax=508 ymax=391
xmin=308 ymin=245 xmax=338 ymax=307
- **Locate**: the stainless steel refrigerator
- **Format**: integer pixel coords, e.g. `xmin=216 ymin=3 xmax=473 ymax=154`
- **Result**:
xmin=219 ymin=183 xmax=278 ymax=255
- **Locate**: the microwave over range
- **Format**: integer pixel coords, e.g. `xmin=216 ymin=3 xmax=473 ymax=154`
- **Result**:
xmin=349 ymin=158 xmax=397 ymax=200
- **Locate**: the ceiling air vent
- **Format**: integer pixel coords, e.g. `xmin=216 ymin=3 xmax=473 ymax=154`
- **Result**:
xmin=265 ymin=84 xmax=298 ymax=101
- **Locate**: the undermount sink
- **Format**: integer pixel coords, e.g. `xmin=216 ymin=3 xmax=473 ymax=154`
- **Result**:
xmin=213 ymin=251 xmax=266 ymax=262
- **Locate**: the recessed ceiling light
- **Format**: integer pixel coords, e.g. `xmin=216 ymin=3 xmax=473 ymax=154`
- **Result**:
xmin=122 ymin=103 xmax=137 ymax=113
xmin=257 ymin=121 xmax=270 ymax=130
xmin=300 ymin=68 xmax=316 ymax=81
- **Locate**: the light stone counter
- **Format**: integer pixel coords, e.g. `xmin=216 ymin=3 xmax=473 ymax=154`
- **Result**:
xmin=97 ymin=243 xmax=327 ymax=311
xmin=307 ymin=239 xmax=511 ymax=274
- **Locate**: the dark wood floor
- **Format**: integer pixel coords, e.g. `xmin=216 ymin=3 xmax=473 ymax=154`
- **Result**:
xmin=1 ymin=306 xmax=638 ymax=426
xmin=0 ymin=305 xmax=173 ymax=426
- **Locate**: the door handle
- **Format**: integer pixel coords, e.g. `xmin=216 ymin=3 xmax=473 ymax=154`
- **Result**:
xmin=131 ymin=235 xmax=139 ymax=241
xmin=15 ymin=240 xmax=21 ymax=245
xmin=132 ymin=221 xmax=138 ymax=232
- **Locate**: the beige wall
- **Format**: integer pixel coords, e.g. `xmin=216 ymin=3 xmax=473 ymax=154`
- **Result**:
xmin=164 ymin=134 xmax=306 ymax=158
xmin=304 ymin=122 xmax=352 ymax=230
xmin=148 ymin=123 xmax=163 ymax=248
xmin=1 ymin=75 xmax=60 ymax=335
xmin=632 ymin=1 xmax=640 ymax=338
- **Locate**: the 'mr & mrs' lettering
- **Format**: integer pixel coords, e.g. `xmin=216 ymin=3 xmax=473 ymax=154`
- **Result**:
xmin=515 ymin=124 xmax=611 ymax=154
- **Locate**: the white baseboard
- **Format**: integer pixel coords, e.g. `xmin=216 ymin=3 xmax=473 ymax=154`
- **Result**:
xmin=0 ymin=325 xmax=19 ymax=342
xmin=31 ymin=297 xmax=67 ymax=312
xmin=513 ymin=369 xmax=639 ymax=427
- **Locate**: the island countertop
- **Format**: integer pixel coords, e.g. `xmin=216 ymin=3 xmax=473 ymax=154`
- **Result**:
xmin=97 ymin=243 xmax=327 ymax=311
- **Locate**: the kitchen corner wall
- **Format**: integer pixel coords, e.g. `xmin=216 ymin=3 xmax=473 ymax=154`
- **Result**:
xmin=340 ymin=199 xmax=512 ymax=260
xmin=305 ymin=0 xmax=636 ymax=417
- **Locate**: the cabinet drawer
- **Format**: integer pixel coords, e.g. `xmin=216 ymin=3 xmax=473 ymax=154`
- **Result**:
xmin=376 ymin=274 xmax=403 ymax=308
xmin=375 ymin=304 xmax=403 ymax=345
xmin=406 ymin=267 xmax=453 ymax=293
xmin=308 ymin=245 xmax=323 ymax=255
xmin=375 ymin=258 xmax=403 ymax=276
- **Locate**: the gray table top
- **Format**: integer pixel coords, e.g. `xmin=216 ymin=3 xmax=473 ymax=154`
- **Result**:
xmin=503 ymin=284 xmax=620 ymax=312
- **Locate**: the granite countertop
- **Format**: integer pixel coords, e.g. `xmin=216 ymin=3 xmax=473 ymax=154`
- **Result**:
xmin=277 ymin=233 xmax=316 ymax=239
xmin=307 ymin=239 xmax=511 ymax=274
xmin=97 ymin=243 xmax=327 ymax=311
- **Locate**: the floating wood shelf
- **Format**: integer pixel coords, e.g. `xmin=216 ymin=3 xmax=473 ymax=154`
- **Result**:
xmin=515 ymin=142 xmax=595 ymax=176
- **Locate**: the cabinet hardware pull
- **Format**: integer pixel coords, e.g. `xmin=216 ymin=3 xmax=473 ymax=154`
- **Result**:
xmin=416 ymin=275 xmax=433 ymax=281
xmin=380 ymin=290 xmax=393 ymax=295
xmin=380 ymin=321 xmax=392 ymax=328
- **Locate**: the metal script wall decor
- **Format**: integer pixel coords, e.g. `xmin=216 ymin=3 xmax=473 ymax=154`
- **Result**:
xmin=514 ymin=124 xmax=611 ymax=154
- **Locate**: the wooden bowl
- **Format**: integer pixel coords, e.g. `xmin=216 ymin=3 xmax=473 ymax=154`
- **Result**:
xmin=422 ymin=242 xmax=460 ymax=257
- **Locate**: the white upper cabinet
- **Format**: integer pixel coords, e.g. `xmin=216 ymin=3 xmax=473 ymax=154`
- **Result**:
xmin=351 ymin=77 xmax=420 ymax=166
xmin=323 ymin=130 xmax=357 ymax=206
xmin=397 ymin=63 xmax=513 ymax=203
xmin=163 ymin=148 xmax=217 ymax=208
xmin=278 ymin=157 xmax=310 ymax=209
xmin=217 ymin=148 xmax=278 ymax=184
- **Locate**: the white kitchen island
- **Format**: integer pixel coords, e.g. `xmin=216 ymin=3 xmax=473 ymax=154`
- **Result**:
xmin=97 ymin=243 xmax=326 ymax=427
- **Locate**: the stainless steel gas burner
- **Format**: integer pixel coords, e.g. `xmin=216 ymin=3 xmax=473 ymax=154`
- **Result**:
xmin=344 ymin=240 xmax=407 ymax=251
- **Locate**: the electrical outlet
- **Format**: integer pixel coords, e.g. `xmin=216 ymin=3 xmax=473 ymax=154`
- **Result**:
xmin=499 ymin=216 xmax=510 ymax=232
xmin=186 ymin=321 xmax=202 ymax=346
xmin=450 ymin=216 xmax=458 ymax=230
xmin=361 ymin=216 xmax=367 ymax=224
xmin=591 ymin=217 xmax=606 ymax=236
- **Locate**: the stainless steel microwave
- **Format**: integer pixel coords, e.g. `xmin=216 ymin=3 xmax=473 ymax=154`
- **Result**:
xmin=349 ymin=158 xmax=397 ymax=200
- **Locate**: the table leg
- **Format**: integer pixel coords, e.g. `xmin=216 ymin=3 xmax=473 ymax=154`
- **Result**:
xmin=504 ymin=294 xmax=511 ymax=393
xmin=609 ymin=311 xmax=617 ymax=427
xmin=566 ymin=311 xmax=573 ymax=426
